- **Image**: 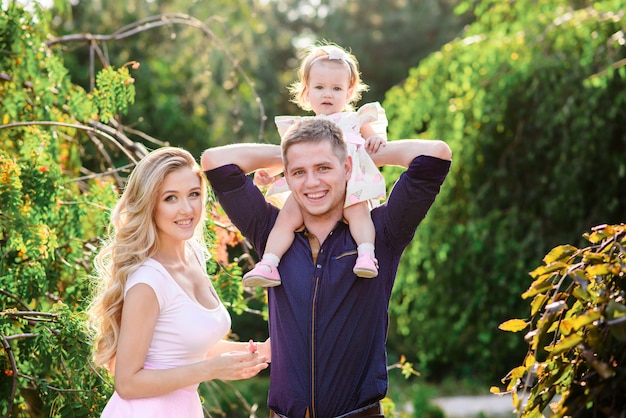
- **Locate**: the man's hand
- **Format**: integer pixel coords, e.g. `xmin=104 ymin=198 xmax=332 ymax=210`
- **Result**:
xmin=253 ymin=169 xmax=276 ymax=187
xmin=364 ymin=135 xmax=387 ymax=154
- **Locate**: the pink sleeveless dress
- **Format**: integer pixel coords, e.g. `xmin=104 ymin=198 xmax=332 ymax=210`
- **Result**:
xmin=100 ymin=243 xmax=231 ymax=417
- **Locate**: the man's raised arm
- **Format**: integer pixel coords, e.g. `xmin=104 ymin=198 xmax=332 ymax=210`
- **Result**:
xmin=371 ymin=139 xmax=452 ymax=168
xmin=201 ymin=143 xmax=283 ymax=174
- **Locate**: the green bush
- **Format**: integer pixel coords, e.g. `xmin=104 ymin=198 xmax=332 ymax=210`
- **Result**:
xmin=0 ymin=3 xmax=254 ymax=416
xmin=383 ymin=0 xmax=626 ymax=382
xmin=1 ymin=3 xmax=120 ymax=415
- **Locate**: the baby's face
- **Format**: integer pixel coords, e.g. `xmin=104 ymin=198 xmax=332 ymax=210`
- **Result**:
xmin=306 ymin=60 xmax=353 ymax=116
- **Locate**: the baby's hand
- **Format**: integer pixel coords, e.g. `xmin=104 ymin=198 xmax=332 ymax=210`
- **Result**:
xmin=254 ymin=169 xmax=275 ymax=187
xmin=364 ymin=136 xmax=386 ymax=154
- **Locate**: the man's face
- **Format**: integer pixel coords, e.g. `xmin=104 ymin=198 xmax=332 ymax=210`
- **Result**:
xmin=284 ymin=140 xmax=351 ymax=220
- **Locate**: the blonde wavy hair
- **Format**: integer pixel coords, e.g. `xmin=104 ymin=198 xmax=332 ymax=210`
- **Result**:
xmin=88 ymin=147 xmax=208 ymax=371
xmin=289 ymin=42 xmax=369 ymax=112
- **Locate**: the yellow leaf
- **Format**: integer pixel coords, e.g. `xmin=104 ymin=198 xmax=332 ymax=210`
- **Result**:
xmin=546 ymin=334 xmax=583 ymax=355
xmin=560 ymin=319 xmax=573 ymax=335
xmin=524 ymin=354 xmax=536 ymax=368
xmin=510 ymin=365 xmax=527 ymax=381
xmin=499 ymin=319 xmax=528 ymax=332
xmin=570 ymin=309 xmax=602 ymax=332
xmin=529 ymin=261 xmax=567 ymax=279
xmin=522 ymin=276 xmax=554 ymax=299
xmin=530 ymin=294 xmax=548 ymax=316
xmin=586 ymin=263 xmax=610 ymax=277
xmin=490 ymin=386 xmax=500 ymax=394
xmin=543 ymin=245 xmax=577 ymax=264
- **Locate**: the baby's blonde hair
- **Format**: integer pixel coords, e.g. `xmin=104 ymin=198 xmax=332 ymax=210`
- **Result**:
xmin=289 ymin=42 xmax=369 ymax=112
xmin=88 ymin=147 xmax=208 ymax=371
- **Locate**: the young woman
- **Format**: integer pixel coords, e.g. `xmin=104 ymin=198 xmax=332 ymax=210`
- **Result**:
xmin=88 ymin=147 xmax=269 ymax=417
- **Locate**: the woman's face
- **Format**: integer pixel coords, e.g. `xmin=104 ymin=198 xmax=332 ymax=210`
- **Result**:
xmin=153 ymin=167 xmax=203 ymax=245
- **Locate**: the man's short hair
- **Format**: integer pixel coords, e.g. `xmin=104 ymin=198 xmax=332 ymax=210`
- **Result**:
xmin=281 ymin=119 xmax=348 ymax=167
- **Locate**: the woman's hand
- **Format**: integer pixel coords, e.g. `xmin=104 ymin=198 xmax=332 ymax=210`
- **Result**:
xmin=204 ymin=350 xmax=268 ymax=381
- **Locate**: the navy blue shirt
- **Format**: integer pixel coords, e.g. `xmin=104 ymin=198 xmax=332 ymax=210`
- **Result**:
xmin=205 ymin=155 xmax=450 ymax=417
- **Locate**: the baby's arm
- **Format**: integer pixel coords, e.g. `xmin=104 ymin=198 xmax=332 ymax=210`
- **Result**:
xmin=360 ymin=122 xmax=386 ymax=154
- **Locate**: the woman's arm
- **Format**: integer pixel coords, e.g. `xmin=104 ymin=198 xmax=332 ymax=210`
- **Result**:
xmin=113 ymin=285 xmax=268 ymax=399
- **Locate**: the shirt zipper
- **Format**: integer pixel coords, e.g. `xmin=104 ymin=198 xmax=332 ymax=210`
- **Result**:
xmin=310 ymin=275 xmax=320 ymax=418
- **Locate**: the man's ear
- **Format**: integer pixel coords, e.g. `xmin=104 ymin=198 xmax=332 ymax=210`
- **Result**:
xmin=344 ymin=155 xmax=353 ymax=181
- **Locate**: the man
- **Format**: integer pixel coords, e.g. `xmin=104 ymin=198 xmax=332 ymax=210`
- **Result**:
xmin=202 ymin=119 xmax=451 ymax=417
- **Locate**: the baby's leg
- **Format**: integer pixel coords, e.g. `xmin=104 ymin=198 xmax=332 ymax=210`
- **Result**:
xmin=265 ymin=195 xmax=303 ymax=258
xmin=343 ymin=202 xmax=378 ymax=278
xmin=242 ymin=195 xmax=303 ymax=287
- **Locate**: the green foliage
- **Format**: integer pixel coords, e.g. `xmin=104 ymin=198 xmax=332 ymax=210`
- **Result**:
xmin=0 ymin=4 xmax=120 ymax=415
xmin=212 ymin=258 xmax=247 ymax=315
xmin=50 ymin=0 xmax=285 ymax=156
xmin=51 ymin=0 xmax=470 ymax=159
xmin=412 ymin=388 xmax=446 ymax=418
xmin=268 ymin=0 xmax=472 ymax=103
xmin=498 ymin=224 xmax=626 ymax=416
xmin=384 ymin=0 xmax=626 ymax=382
xmin=92 ymin=64 xmax=137 ymax=123
xmin=1 ymin=2 xmax=265 ymax=416
xmin=0 ymin=4 xmax=202 ymax=417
